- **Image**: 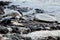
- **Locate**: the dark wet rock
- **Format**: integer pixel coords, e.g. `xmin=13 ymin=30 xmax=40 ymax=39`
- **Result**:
xmin=7 ymin=5 xmax=20 ymax=10
xmin=50 ymin=27 xmax=58 ymax=30
xmin=0 ymin=6 xmax=5 ymax=15
xmin=7 ymin=5 xmax=17 ymax=10
xmin=35 ymin=8 xmax=45 ymax=13
xmin=17 ymin=10 xmax=23 ymax=16
xmin=56 ymin=26 xmax=60 ymax=30
xmin=22 ymin=37 xmax=32 ymax=40
xmin=29 ymin=26 xmax=45 ymax=32
xmin=3 ymin=34 xmax=9 ymax=37
xmin=57 ymin=36 xmax=60 ymax=40
xmin=0 ymin=1 xmax=12 ymax=6
xmin=11 ymin=27 xmax=21 ymax=34
xmin=47 ymin=36 xmax=56 ymax=40
xmin=0 ymin=28 xmax=9 ymax=34
xmin=0 ymin=18 xmax=11 ymax=26
xmin=12 ymin=37 xmax=19 ymax=40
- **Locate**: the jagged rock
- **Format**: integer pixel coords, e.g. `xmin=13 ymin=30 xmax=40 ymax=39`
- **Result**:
xmin=0 ymin=6 xmax=5 ymax=15
xmin=0 ymin=1 xmax=12 ymax=6
xmin=0 ymin=28 xmax=9 ymax=34
xmin=11 ymin=27 xmax=20 ymax=34
xmin=0 ymin=17 xmax=14 ymax=25
xmin=35 ymin=8 xmax=45 ymax=13
xmin=0 ymin=18 xmax=11 ymax=26
xmin=4 ymin=9 xmax=23 ymax=21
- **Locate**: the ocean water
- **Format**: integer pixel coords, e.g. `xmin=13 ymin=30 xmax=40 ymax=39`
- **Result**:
xmin=1 ymin=0 xmax=60 ymax=22
xmin=1 ymin=0 xmax=60 ymax=12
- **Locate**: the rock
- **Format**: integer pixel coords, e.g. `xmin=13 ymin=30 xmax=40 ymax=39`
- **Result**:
xmin=45 ymin=27 xmax=51 ymax=30
xmin=57 ymin=36 xmax=60 ymax=40
xmin=17 ymin=10 xmax=23 ymax=16
xmin=18 ymin=27 xmax=31 ymax=34
xmin=4 ymin=9 xmax=22 ymax=21
xmin=0 ymin=28 xmax=9 ymax=34
xmin=25 ymin=30 xmax=60 ymax=40
xmin=7 ymin=27 xmax=12 ymax=32
xmin=47 ymin=36 xmax=56 ymax=40
xmin=0 ymin=18 xmax=11 ymax=26
xmin=7 ymin=5 xmax=18 ymax=10
xmin=11 ymin=27 xmax=20 ymax=34
xmin=57 ymin=26 xmax=60 ymax=30
xmin=12 ymin=37 xmax=19 ymax=40
xmin=30 ymin=26 xmax=44 ymax=32
xmin=0 ymin=1 xmax=12 ymax=6
xmin=34 ymin=14 xmax=57 ymax=22
xmin=11 ymin=21 xmax=23 ymax=26
xmin=22 ymin=15 xmax=34 ymax=21
xmin=3 ymin=37 xmax=10 ymax=40
xmin=0 ymin=6 xmax=5 ymax=15
xmin=50 ymin=27 xmax=57 ymax=30
xmin=35 ymin=8 xmax=45 ymax=13
xmin=22 ymin=37 xmax=32 ymax=40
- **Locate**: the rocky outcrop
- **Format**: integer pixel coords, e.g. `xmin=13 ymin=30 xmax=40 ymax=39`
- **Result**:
xmin=0 ymin=1 xmax=60 ymax=40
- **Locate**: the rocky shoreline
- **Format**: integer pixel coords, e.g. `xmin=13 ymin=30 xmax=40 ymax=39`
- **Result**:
xmin=0 ymin=1 xmax=60 ymax=40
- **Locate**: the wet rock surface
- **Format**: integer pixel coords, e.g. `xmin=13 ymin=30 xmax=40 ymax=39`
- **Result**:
xmin=0 ymin=1 xmax=60 ymax=40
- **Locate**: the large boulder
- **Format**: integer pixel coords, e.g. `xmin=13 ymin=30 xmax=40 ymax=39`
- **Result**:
xmin=25 ymin=30 xmax=60 ymax=40
xmin=4 ymin=9 xmax=23 ymax=21
xmin=34 ymin=14 xmax=57 ymax=22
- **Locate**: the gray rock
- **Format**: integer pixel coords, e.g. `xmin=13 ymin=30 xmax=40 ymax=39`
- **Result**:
xmin=18 ymin=27 xmax=31 ymax=34
xmin=0 ymin=18 xmax=11 ymax=26
xmin=0 ymin=6 xmax=5 ymax=15
xmin=35 ymin=8 xmax=45 ymax=13
xmin=34 ymin=14 xmax=57 ymax=22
